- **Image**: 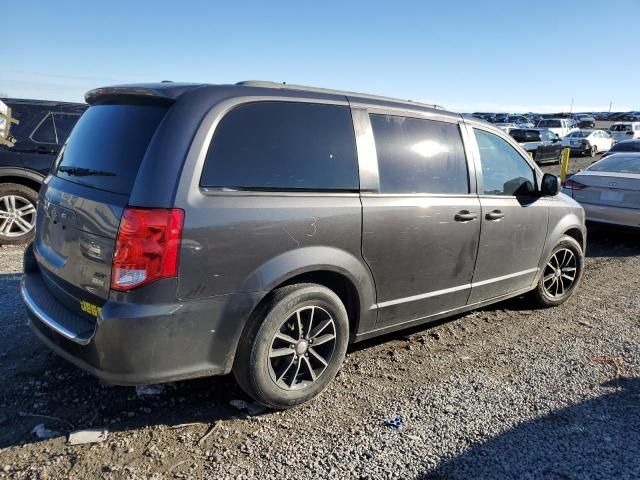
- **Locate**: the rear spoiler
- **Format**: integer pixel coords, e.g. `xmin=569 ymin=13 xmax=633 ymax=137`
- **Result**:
xmin=85 ymin=83 xmax=203 ymax=106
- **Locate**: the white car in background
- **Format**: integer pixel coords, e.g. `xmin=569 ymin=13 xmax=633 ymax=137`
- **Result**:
xmin=562 ymin=130 xmax=613 ymax=157
xmin=608 ymin=122 xmax=640 ymax=142
xmin=536 ymin=118 xmax=577 ymax=138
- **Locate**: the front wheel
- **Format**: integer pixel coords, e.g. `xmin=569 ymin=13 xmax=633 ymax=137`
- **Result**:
xmin=233 ymin=284 xmax=349 ymax=409
xmin=530 ymin=235 xmax=584 ymax=307
xmin=0 ymin=183 xmax=38 ymax=245
xmin=590 ymin=145 xmax=597 ymax=157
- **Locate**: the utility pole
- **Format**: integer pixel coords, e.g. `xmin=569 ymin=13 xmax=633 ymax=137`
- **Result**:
xmin=569 ymin=98 xmax=574 ymax=113
xmin=609 ymin=101 xmax=612 ymax=113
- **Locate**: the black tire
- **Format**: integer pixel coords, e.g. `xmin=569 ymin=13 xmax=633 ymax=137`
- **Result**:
xmin=530 ymin=235 xmax=584 ymax=308
xmin=590 ymin=145 xmax=597 ymax=157
xmin=0 ymin=183 xmax=38 ymax=246
xmin=233 ymin=283 xmax=349 ymax=409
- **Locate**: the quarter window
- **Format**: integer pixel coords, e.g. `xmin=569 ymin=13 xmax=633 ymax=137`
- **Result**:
xmin=370 ymin=114 xmax=468 ymax=194
xmin=53 ymin=113 xmax=81 ymax=144
xmin=474 ymin=129 xmax=536 ymax=196
xmin=201 ymin=102 xmax=359 ymax=191
xmin=31 ymin=113 xmax=57 ymax=144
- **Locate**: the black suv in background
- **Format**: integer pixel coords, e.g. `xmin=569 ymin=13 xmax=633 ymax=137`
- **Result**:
xmin=509 ymin=128 xmax=564 ymax=164
xmin=0 ymin=98 xmax=86 ymax=244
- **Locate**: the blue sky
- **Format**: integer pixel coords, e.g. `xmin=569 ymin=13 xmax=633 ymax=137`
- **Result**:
xmin=3 ymin=0 xmax=639 ymax=112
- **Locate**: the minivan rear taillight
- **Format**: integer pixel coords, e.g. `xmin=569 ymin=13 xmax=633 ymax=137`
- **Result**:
xmin=111 ymin=207 xmax=184 ymax=291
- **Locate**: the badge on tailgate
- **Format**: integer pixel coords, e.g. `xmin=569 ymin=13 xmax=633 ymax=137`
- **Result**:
xmin=79 ymin=300 xmax=102 ymax=318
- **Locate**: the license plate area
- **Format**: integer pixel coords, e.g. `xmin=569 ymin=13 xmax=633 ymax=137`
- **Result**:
xmin=601 ymin=190 xmax=624 ymax=202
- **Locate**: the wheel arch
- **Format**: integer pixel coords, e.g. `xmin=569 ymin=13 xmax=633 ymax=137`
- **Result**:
xmin=239 ymin=246 xmax=377 ymax=341
xmin=0 ymin=167 xmax=44 ymax=194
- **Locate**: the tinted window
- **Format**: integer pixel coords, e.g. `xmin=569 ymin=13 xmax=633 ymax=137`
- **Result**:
xmin=31 ymin=113 xmax=57 ymax=143
xmin=53 ymin=113 xmax=81 ymax=144
xmin=537 ymin=119 xmax=561 ymax=128
xmin=370 ymin=115 xmax=468 ymax=194
xmin=474 ymin=129 xmax=536 ymax=196
xmin=55 ymin=105 xmax=167 ymax=195
xmin=588 ymin=155 xmax=640 ymax=174
xmin=201 ymin=102 xmax=358 ymax=190
xmin=610 ymin=142 xmax=640 ymax=153
xmin=610 ymin=124 xmax=632 ymax=132
xmin=510 ymin=130 xmax=540 ymax=142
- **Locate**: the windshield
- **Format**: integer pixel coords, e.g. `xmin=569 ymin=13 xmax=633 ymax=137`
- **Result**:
xmin=610 ymin=124 xmax=632 ymax=132
xmin=588 ymin=156 xmax=640 ymax=174
xmin=537 ymin=120 xmax=561 ymax=128
xmin=566 ymin=131 xmax=590 ymax=138
xmin=55 ymin=104 xmax=168 ymax=195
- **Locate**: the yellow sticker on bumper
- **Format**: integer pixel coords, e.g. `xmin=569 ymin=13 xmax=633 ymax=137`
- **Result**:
xmin=80 ymin=300 xmax=102 ymax=318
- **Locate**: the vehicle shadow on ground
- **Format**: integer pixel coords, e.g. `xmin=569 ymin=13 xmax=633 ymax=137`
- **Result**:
xmin=419 ymin=377 xmax=640 ymax=480
xmin=586 ymin=224 xmax=640 ymax=258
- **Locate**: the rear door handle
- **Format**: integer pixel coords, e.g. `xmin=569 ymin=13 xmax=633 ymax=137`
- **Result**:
xmin=454 ymin=211 xmax=478 ymax=222
xmin=486 ymin=210 xmax=505 ymax=221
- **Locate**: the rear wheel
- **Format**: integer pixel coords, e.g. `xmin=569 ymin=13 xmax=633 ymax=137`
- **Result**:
xmin=0 ymin=183 xmax=38 ymax=245
xmin=530 ymin=235 xmax=584 ymax=307
xmin=233 ymin=284 xmax=349 ymax=409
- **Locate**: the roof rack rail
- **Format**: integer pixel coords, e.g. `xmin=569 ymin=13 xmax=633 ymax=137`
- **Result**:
xmin=235 ymin=80 xmax=446 ymax=111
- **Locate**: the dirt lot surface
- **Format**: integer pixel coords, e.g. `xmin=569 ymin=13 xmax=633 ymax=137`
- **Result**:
xmin=1 ymin=154 xmax=638 ymax=479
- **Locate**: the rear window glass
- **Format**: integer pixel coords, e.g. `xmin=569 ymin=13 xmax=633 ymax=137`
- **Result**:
xmin=537 ymin=119 xmax=561 ymax=128
xmin=55 ymin=105 xmax=167 ymax=195
xmin=510 ymin=130 xmax=540 ymax=142
xmin=201 ymin=102 xmax=358 ymax=191
xmin=610 ymin=124 xmax=632 ymax=132
xmin=588 ymin=156 xmax=640 ymax=174
xmin=566 ymin=131 xmax=590 ymax=138
xmin=610 ymin=142 xmax=640 ymax=153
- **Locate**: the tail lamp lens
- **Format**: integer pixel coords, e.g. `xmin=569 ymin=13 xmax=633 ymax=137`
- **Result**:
xmin=562 ymin=178 xmax=586 ymax=190
xmin=111 ymin=207 xmax=184 ymax=291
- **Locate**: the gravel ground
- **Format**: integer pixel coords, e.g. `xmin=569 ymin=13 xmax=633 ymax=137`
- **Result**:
xmin=0 ymin=154 xmax=638 ymax=479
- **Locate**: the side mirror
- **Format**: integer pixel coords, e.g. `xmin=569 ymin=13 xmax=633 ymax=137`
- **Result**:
xmin=540 ymin=173 xmax=560 ymax=196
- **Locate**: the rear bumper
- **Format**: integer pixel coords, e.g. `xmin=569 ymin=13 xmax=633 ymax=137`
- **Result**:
xmin=582 ymin=202 xmax=640 ymax=228
xmin=22 ymin=259 xmax=264 ymax=386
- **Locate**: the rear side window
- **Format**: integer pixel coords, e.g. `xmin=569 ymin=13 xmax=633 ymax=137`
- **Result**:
xmin=52 ymin=113 xmax=81 ymax=144
xmin=201 ymin=102 xmax=358 ymax=191
xmin=55 ymin=105 xmax=167 ymax=195
xmin=370 ymin=114 xmax=468 ymax=194
xmin=31 ymin=113 xmax=57 ymax=144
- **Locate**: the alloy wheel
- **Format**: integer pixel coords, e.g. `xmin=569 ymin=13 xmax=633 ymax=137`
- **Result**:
xmin=268 ymin=306 xmax=337 ymax=390
xmin=0 ymin=195 xmax=36 ymax=238
xmin=542 ymin=248 xmax=577 ymax=299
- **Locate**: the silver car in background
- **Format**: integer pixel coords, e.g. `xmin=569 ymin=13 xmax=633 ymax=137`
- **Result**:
xmin=563 ymin=153 xmax=640 ymax=228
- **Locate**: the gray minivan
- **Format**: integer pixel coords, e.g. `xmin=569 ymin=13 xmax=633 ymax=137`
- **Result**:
xmin=21 ymin=81 xmax=586 ymax=408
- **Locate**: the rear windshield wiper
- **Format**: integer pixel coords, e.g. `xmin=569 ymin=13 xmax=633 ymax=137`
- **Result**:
xmin=58 ymin=166 xmax=116 ymax=177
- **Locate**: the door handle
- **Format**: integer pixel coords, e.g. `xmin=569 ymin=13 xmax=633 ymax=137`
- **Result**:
xmin=454 ymin=211 xmax=478 ymax=222
xmin=486 ymin=210 xmax=505 ymax=221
